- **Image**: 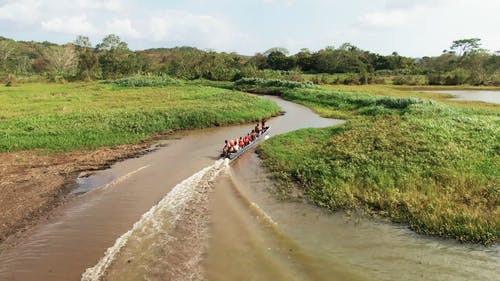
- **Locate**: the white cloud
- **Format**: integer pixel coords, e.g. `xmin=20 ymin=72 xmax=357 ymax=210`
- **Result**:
xmin=105 ymin=18 xmax=140 ymax=38
xmin=146 ymin=10 xmax=249 ymax=50
xmin=41 ymin=16 xmax=95 ymax=34
xmin=357 ymin=0 xmax=459 ymax=30
xmin=359 ymin=9 xmax=412 ymax=29
xmin=0 ymin=0 xmax=126 ymax=25
xmin=0 ymin=0 xmax=42 ymax=23
xmin=75 ymin=0 xmax=123 ymax=12
xmin=0 ymin=0 xmax=252 ymax=51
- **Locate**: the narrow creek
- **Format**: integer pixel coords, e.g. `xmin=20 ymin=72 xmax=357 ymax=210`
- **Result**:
xmin=0 ymin=96 xmax=497 ymax=281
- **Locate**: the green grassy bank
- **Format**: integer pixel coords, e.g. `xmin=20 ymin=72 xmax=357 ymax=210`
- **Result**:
xmin=0 ymin=79 xmax=280 ymax=152
xmin=242 ymin=80 xmax=499 ymax=244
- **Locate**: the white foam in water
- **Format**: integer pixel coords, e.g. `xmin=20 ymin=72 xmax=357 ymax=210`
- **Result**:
xmin=251 ymin=202 xmax=278 ymax=226
xmin=81 ymin=159 xmax=228 ymax=281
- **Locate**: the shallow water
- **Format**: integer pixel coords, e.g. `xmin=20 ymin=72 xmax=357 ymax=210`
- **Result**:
xmin=0 ymin=96 xmax=497 ymax=281
xmin=423 ymin=90 xmax=500 ymax=104
xmin=204 ymin=152 xmax=499 ymax=281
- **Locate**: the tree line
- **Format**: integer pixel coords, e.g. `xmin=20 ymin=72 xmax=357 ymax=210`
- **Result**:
xmin=0 ymin=35 xmax=498 ymax=86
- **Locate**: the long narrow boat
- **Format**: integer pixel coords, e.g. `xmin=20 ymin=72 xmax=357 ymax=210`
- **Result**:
xmin=221 ymin=127 xmax=271 ymax=160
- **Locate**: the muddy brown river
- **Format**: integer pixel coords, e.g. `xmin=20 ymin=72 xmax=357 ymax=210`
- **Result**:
xmin=0 ymin=96 xmax=498 ymax=281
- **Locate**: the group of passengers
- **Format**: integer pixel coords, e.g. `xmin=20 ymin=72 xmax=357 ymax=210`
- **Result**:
xmin=222 ymin=118 xmax=269 ymax=156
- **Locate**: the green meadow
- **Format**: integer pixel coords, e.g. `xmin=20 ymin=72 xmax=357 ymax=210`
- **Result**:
xmin=0 ymin=80 xmax=280 ymax=152
xmin=246 ymin=80 xmax=500 ymax=244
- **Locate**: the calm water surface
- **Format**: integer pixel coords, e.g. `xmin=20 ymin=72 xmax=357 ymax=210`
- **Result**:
xmin=424 ymin=90 xmax=500 ymax=104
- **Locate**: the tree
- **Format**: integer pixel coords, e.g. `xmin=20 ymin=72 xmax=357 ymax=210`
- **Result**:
xmin=74 ymin=35 xmax=92 ymax=48
xmin=450 ymin=38 xmax=482 ymax=57
xmin=15 ymin=56 xmax=32 ymax=75
xmin=339 ymin=42 xmax=359 ymax=52
xmin=77 ymin=48 xmax=99 ymax=80
xmin=96 ymin=34 xmax=135 ymax=79
xmin=461 ymin=52 xmax=489 ymax=85
xmin=96 ymin=34 xmax=128 ymax=51
xmin=73 ymin=35 xmax=98 ymax=80
xmin=448 ymin=38 xmax=487 ymax=84
xmin=44 ymin=44 xmax=78 ymax=77
xmin=295 ymin=48 xmax=314 ymax=72
xmin=247 ymin=53 xmax=268 ymax=69
xmin=266 ymin=51 xmax=292 ymax=70
xmin=0 ymin=40 xmax=15 ymax=72
xmin=263 ymin=47 xmax=289 ymax=56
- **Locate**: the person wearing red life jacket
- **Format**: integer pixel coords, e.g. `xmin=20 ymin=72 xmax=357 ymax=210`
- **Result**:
xmin=228 ymin=139 xmax=237 ymax=153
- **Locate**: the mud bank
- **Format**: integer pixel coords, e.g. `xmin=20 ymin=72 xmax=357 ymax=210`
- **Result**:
xmin=0 ymin=136 xmax=166 ymax=250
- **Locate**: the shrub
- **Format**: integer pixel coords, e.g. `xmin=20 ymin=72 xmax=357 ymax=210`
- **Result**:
xmin=103 ymin=74 xmax=179 ymax=87
xmin=234 ymin=78 xmax=317 ymax=89
xmin=393 ymin=75 xmax=428 ymax=85
xmin=4 ymin=74 xmax=16 ymax=86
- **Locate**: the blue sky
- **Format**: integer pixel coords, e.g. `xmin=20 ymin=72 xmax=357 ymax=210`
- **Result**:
xmin=0 ymin=0 xmax=499 ymax=57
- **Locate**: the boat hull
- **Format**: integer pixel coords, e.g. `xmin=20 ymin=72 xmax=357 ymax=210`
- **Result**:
xmin=221 ymin=127 xmax=271 ymax=160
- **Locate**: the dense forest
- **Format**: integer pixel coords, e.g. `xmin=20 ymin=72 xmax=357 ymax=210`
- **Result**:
xmin=0 ymin=34 xmax=498 ymax=86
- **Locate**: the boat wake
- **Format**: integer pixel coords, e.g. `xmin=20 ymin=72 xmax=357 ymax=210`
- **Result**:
xmin=81 ymin=159 xmax=229 ymax=281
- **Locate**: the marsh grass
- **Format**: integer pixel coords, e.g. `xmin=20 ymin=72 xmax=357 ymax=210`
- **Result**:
xmin=322 ymin=84 xmax=500 ymax=111
xmin=255 ymin=79 xmax=499 ymax=244
xmin=0 ymin=82 xmax=280 ymax=152
xmin=234 ymin=78 xmax=317 ymax=94
xmin=102 ymin=74 xmax=179 ymax=87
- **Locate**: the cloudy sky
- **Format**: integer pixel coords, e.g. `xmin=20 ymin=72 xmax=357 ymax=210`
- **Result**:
xmin=0 ymin=0 xmax=499 ymax=57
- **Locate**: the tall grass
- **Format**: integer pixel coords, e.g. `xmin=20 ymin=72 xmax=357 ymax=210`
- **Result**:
xmin=256 ymin=82 xmax=499 ymax=244
xmin=102 ymin=74 xmax=179 ymax=87
xmin=234 ymin=78 xmax=317 ymax=94
xmin=0 ymin=82 xmax=280 ymax=152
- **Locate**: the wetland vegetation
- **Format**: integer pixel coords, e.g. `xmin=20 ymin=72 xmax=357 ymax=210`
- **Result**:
xmin=251 ymin=80 xmax=499 ymax=244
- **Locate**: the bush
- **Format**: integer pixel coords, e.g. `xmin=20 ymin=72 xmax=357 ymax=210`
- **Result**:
xmin=376 ymin=97 xmax=422 ymax=109
xmin=342 ymin=73 xmax=361 ymax=85
xmin=280 ymin=88 xmax=422 ymax=115
xmin=392 ymin=75 xmax=428 ymax=85
xmin=427 ymin=69 xmax=469 ymax=85
xmin=485 ymin=72 xmax=500 ymax=86
xmin=4 ymin=74 xmax=16 ymax=86
xmin=234 ymin=78 xmax=317 ymax=89
xmin=445 ymin=68 xmax=469 ymax=85
xmin=103 ymin=74 xmax=179 ymax=87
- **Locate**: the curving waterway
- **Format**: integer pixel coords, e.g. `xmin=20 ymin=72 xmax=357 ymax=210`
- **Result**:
xmin=0 ymin=96 xmax=498 ymax=281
